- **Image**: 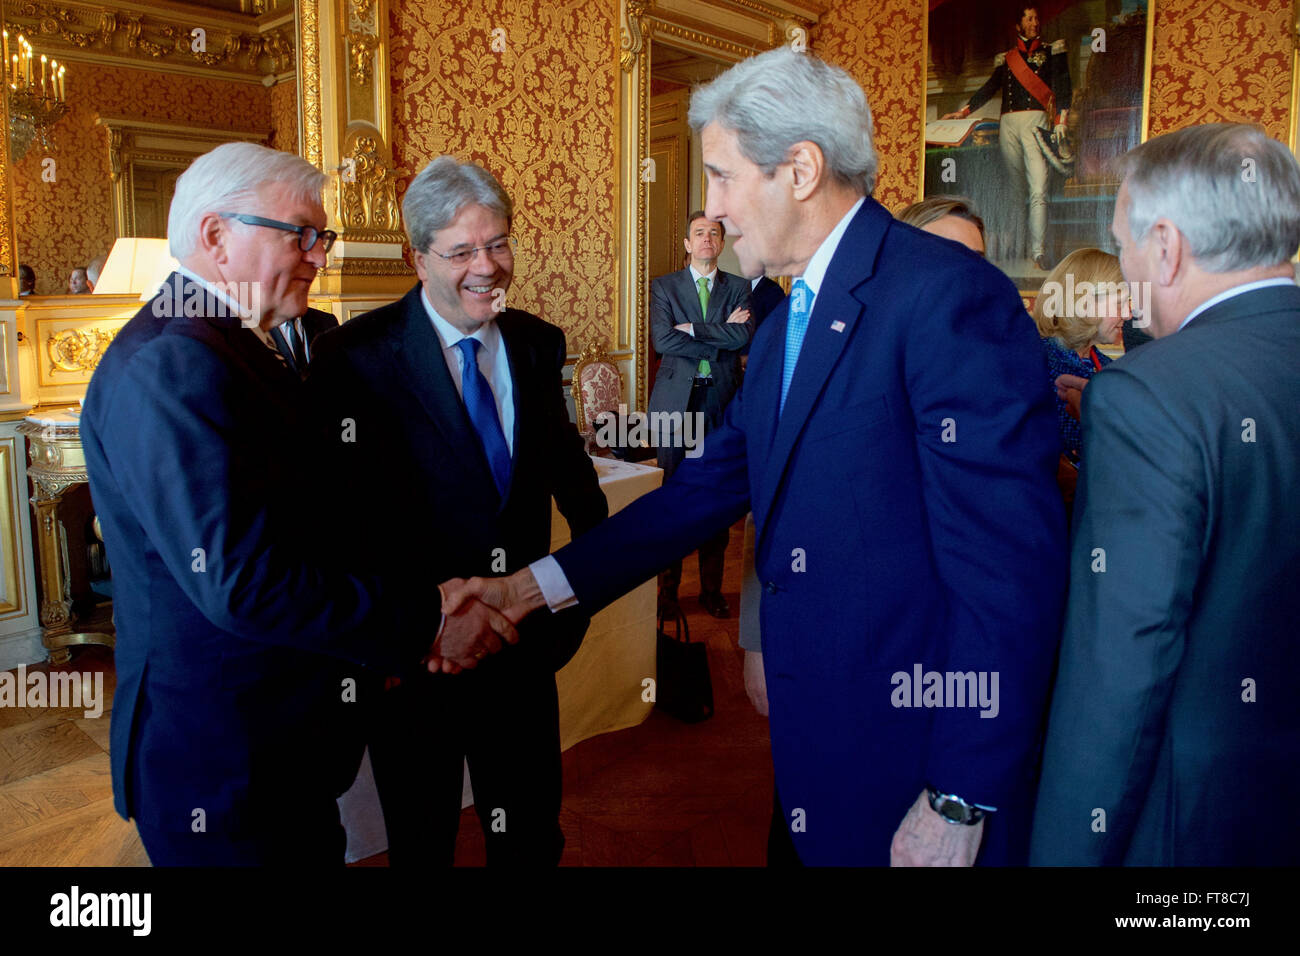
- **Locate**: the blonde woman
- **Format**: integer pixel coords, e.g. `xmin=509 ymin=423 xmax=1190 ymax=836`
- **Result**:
xmin=1032 ymin=247 xmax=1129 ymax=459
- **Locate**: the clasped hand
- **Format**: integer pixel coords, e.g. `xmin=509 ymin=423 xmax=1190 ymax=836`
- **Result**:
xmin=424 ymin=571 xmax=547 ymax=674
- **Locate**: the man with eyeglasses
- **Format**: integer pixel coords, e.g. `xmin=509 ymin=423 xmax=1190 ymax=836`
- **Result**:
xmin=309 ymin=155 xmax=606 ymax=866
xmin=80 ymin=142 xmax=518 ymax=865
xmin=208 ymin=212 xmax=338 ymax=377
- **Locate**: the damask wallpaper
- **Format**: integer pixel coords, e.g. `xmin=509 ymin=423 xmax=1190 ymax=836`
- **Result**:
xmin=812 ymin=0 xmax=926 ymax=214
xmin=1148 ymin=0 xmax=1293 ymax=139
xmin=270 ymin=78 xmax=301 ymax=156
xmin=812 ymin=0 xmax=1295 ymax=210
xmin=12 ymin=64 xmax=271 ymax=295
xmin=388 ymin=0 xmax=618 ymax=352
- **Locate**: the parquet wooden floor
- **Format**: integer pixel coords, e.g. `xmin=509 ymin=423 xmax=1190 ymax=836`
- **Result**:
xmin=1 ymin=518 xmax=773 ymax=867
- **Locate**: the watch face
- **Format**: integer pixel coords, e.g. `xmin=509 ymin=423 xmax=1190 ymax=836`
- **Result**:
xmin=939 ymin=800 xmax=967 ymax=823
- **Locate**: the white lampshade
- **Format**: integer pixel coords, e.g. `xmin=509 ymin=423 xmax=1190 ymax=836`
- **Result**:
xmin=93 ymin=237 xmax=179 ymax=298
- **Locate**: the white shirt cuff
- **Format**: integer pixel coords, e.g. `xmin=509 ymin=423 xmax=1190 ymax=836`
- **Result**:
xmin=683 ymin=324 xmax=695 ymax=337
xmin=529 ymin=556 xmax=578 ymax=611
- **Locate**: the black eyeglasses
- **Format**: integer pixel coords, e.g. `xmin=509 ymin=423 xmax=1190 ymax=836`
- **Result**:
xmin=219 ymin=213 xmax=338 ymax=254
xmin=428 ymin=236 xmax=517 ymax=266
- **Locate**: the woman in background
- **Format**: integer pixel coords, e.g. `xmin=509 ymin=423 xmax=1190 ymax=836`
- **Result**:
xmin=1032 ymin=248 xmax=1129 ymax=514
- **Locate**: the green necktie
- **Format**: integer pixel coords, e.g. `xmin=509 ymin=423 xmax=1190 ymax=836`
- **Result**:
xmin=696 ymin=276 xmax=711 ymax=377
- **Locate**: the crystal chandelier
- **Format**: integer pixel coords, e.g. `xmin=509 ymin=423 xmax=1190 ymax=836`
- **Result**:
xmin=4 ymin=31 xmax=68 ymax=163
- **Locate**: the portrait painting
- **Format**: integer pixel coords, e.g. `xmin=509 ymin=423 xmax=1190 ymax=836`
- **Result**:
xmin=923 ymin=0 xmax=1153 ymax=290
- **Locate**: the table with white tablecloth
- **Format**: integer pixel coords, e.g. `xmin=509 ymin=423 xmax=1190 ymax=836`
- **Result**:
xmin=338 ymin=456 xmax=663 ymax=861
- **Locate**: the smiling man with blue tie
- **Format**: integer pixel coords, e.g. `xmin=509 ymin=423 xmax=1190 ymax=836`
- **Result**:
xmin=309 ymin=156 xmax=606 ymax=866
xmin=447 ymin=47 xmax=1066 ymax=866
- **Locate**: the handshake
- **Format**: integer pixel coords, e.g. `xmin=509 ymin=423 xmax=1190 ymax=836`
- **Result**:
xmin=425 ymin=568 xmax=551 ymax=673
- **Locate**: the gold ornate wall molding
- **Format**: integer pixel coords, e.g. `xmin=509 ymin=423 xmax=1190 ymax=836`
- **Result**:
xmin=97 ymin=116 xmax=270 ymax=237
xmin=335 ymin=123 xmax=406 ymax=241
xmin=3 ymin=0 xmax=295 ymax=83
xmin=619 ymin=0 xmax=822 ymax=410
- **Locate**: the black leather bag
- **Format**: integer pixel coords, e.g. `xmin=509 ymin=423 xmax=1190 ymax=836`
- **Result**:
xmin=654 ymin=610 xmax=714 ymax=723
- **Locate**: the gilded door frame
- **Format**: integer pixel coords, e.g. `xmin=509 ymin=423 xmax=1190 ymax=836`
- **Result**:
xmin=619 ymin=0 xmax=823 ymax=411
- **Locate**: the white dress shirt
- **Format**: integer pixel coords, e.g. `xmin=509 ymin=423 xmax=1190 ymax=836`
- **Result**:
xmin=530 ymin=196 xmax=867 ymax=612
xmin=420 ymin=287 xmax=515 ymax=455
xmin=1176 ymin=277 xmax=1296 ymax=332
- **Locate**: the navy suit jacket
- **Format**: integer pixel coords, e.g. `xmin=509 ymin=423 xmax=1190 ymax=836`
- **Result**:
xmin=548 ymin=199 xmax=1067 ymax=864
xmin=82 ymin=273 xmax=428 ymax=838
xmin=308 ymin=285 xmax=607 ymax=671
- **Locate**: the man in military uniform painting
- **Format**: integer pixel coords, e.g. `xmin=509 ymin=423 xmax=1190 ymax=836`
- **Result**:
xmin=944 ymin=5 xmax=1072 ymax=270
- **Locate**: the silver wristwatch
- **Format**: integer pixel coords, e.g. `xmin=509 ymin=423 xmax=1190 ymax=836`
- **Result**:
xmin=926 ymin=786 xmax=988 ymax=825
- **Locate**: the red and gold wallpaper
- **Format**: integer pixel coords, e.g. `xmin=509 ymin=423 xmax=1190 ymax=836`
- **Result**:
xmin=388 ymin=0 xmax=618 ymax=352
xmin=812 ymin=0 xmax=927 ymax=214
xmin=12 ymin=64 xmax=271 ymax=295
xmin=269 ymin=78 xmax=301 ymax=155
xmin=1148 ymin=0 xmax=1293 ymax=139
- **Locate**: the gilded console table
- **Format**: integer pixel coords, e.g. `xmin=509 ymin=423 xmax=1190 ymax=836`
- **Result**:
xmin=17 ymin=411 xmax=114 ymax=665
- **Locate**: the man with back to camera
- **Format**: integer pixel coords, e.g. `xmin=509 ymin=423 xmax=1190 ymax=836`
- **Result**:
xmin=1030 ymin=123 xmax=1300 ymax=866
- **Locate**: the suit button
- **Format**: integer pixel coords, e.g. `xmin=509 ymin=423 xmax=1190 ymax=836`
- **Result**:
xmin=765 ymin=582 xmax=779 ymax=594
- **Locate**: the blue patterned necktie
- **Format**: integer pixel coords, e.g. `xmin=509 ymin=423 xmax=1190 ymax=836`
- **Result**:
xmin=455 ymin=337 xmax=511 ymax=497
xmin=780 ymin=279 xmax=814 ymax=414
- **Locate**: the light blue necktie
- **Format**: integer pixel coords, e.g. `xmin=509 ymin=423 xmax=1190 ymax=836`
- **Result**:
xmin=455 ymin=337 xmax=511 ymax=497
xmin=780 ymin=279 xmax=814 ymax=414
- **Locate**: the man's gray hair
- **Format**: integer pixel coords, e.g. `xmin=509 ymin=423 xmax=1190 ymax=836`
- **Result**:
xmin=688 ymin=46 xmax=877 ymax=196
xmin=1118 ymin=123 xmax=1300 ymax=272
xmin=402 ymin=156 xmax=513 ymax=253
xmin=168 ymin=142 xmax=327 ymax=258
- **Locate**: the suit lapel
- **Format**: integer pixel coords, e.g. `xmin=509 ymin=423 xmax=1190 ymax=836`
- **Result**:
xmin=704 ymin=272 xmax=728 ymax=324
xmin=390 ymin=288 xmax=515 ymax=510
xmin=390 ymin=289 xmax=500 ymax=497
xmin=752 ymin=199 xmax=889 ymax=540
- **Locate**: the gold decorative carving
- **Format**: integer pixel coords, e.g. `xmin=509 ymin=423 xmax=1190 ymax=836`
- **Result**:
xmin=319 ymin=256 xmax=414 ymax=278
xmin=337 ymin=127 xmax=406 ymax=240
xmin=621 ymin=0 xmax=648 ymax=72
xmin=301 ymin=0 xmax=323 ymax=168
xmin=349 ymin=0 xmax=379 ymax=34
xmin=648 ymin=21 xmax=758 ymax=60
xmin=347 ymin=31 xmax=379 ymax=86
xmin=6 ymin=1 xmax=295 ymax=78
xmin=46 ymin=327 xmax=120 ymax=374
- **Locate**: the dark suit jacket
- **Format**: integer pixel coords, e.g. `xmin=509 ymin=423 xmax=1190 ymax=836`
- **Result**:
xmin=308 ymin=284 xmax=607 ymax=671
xmin=648 ymin=267 xmax=752 ymax=418
xmin=81 ymin=272 xmax=428 ymax=838
xmin=742 ymin=276 xmax=787 ymax=357
xmin=1030 ymin=284 xmax=1300 ymax=866
xmin=546 ymin=200 xmax=1067 ymax=864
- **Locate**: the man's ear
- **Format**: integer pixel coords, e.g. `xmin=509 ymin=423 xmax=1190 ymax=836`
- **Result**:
xmin=1151 ymin=218 xmax=1183 ymax=286
xmin=788 ymin=141 xmax=827 ymax=201
xmin=683 ymin=236 xmax=692 ymax=255
xmin=197 ymin=212 xmax=227 ymax=263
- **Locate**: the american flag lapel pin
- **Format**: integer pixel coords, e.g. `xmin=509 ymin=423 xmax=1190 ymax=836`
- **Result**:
xmin=830 ymin=320 xmax=846 ymax=333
